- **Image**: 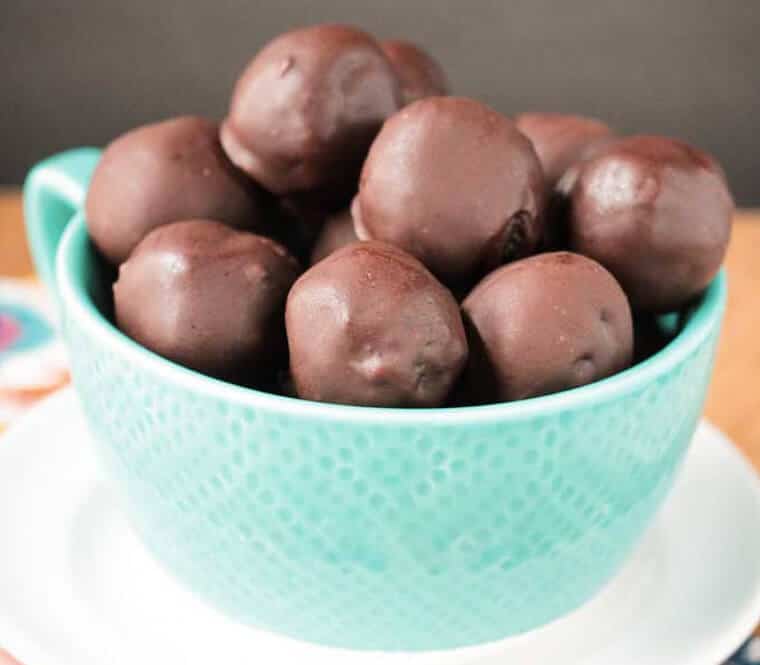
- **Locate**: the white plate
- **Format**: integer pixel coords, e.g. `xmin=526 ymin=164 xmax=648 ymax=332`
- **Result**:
xmin=0 ymin=389 xmax=758 ymax=665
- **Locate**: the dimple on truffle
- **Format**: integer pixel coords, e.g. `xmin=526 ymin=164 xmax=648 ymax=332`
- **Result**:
xmin=286 ymin=241 xmax=468 ymax=407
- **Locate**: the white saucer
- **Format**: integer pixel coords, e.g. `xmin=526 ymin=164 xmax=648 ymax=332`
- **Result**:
xmin=1 ymin=389 xmax=758 ymax=665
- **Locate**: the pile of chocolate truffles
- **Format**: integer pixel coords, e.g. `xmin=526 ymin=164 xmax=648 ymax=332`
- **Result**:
xmin=85 ymin=23 xmax=734 ymax=408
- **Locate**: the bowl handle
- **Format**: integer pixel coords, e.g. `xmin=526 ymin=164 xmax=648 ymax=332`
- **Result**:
xmin=23 ymin=148 xmax=101 ymax=300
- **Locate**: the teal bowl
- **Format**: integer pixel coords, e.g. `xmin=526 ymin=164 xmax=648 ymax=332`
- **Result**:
xmin=24 ymin=149 xmax=726 ymax=651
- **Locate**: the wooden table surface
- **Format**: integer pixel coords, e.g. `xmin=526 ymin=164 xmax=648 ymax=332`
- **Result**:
xmin=1 ymin=188 xmax=758 ymax=469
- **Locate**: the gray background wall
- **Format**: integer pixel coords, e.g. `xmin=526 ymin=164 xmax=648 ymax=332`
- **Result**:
xmin=2 ymin=1 xmax=758 ymax=203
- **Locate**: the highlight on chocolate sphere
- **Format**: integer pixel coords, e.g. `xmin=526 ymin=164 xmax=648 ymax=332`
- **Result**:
xmin=221 ymin=24 xmax=402 ymax=200
xmin=461 ymin=252 xmax=633 ymax=403
xmin=86 ymin=116 xmax=265 ymax=265
xmin=354 ymin=96 xmax=545 ymax=288
xmin=114 ymin=220 xmax=300 ymax=382
xmin=286 ymin=241 xmax=468 ymax=407
xmin=567 ymin=135 xmax=734 ymax=312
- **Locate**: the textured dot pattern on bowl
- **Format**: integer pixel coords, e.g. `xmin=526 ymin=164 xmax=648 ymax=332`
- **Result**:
xmin=65 ymin=256 xmax=720 ymax=649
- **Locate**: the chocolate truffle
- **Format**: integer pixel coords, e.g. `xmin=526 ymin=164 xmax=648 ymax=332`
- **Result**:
xmin=286 ymin=241 xmax=468 ymax=407
xmin=221 ymin=24 xmax=402 ymax=197
xmin=539 ymin=134 xmax=620 ymax=252
xmin=462 ymin=252 xmax=633 ymax=402
xmin=568 ymin=135 xmax=734 ymax=312
xmin=354 ymin=97 xmax=545 ymax=287
xmin=86 ymin=116 xmax=264 ymax=265
xmin=380 ymin=39 xmax=449 ymax=105
xmin=515 ymin=113 xmax=614 ymax=187
xmin=114 ymin=220 xmax=300 ymax=381
xmin=310 ymin=208 xmax=357 ymax=264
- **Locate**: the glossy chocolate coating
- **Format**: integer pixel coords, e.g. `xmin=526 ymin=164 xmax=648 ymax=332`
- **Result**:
xmin=86 ymin=116 xmax=264 ymax=265
xmin=310 ymin=208 xmax=357 ymax=264
xmin=114 ymin=220 xmax=300 ymax=381
xmin=462 ymin=252 xmax=633 ymax=402
xmin=540 ymin=135 xmax=621 ymax=252
xmin=286 ymin=241 xmax=468 ymax=407
xmin=380 ymin=39 xmax=449 ymax=105
xmin=354 ymin=97 xmax=545 ymax=288
xmin=568 ymin=135 xmax=734 ymax=312
xmin=221 ymin=24 xmax=402 ymax=197
xmin=515 ymin=113 xmax=614 ymax=187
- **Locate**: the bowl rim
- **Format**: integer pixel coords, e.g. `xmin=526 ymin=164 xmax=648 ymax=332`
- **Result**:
xmin=57 ymin=213 xmax=727 ymax=425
